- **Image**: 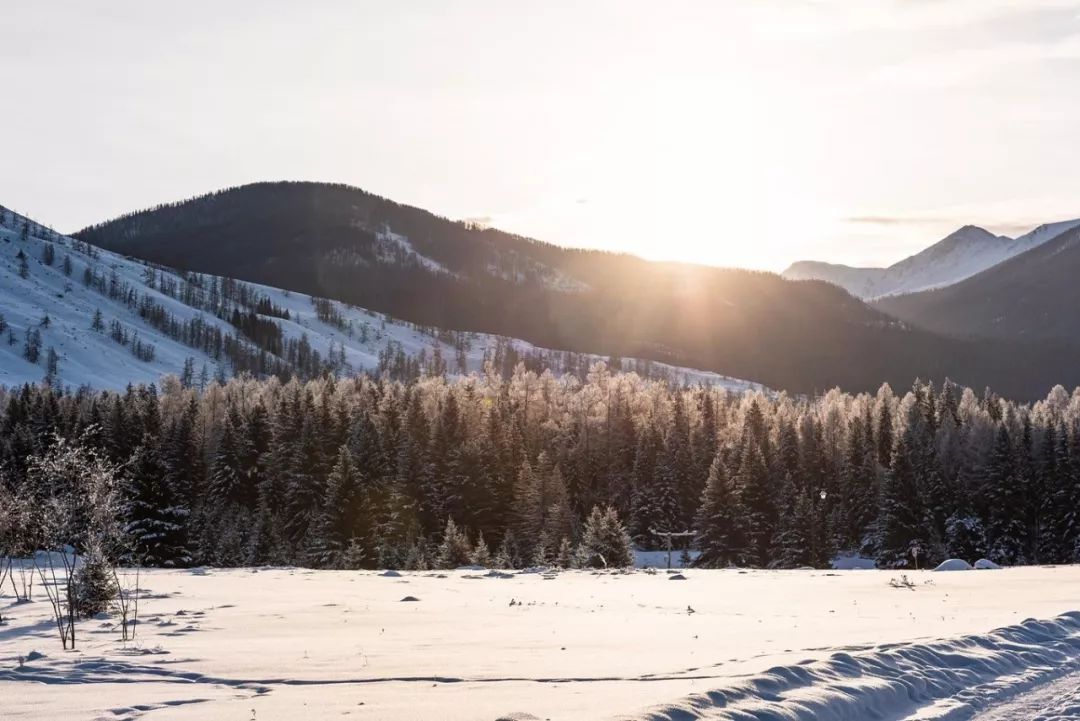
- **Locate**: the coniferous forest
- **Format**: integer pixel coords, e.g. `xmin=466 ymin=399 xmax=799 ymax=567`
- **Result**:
xmin=2 ymin=364 xmax=1079 ymax=571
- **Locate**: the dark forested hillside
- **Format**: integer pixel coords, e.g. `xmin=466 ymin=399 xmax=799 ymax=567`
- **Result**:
xmin=3 ymin=372 xmax=1077 ymax=571
xmin=875 ymin=223 xmax=1080 ymax=342
xmin=76 ymin=182 xmax=1080 ymax=399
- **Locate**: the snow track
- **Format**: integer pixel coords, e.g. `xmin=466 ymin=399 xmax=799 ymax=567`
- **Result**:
xmin=628 ymin=613 xmax=1080 ymax=721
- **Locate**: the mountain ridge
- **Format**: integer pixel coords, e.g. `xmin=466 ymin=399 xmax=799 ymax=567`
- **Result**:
xmin=66 ymin=181 xmax=1080 ymax=399
xmin=0 ymin=203 xmax=755 ymax=392
xmin=782 ymin=218 xmax=1080 ymax=300
xmin=874 ymin=221 xmax=1080 ymax=343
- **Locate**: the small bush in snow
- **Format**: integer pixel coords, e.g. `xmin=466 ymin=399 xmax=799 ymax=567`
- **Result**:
xmin=73 ymin=551 xmax=119 ymax=619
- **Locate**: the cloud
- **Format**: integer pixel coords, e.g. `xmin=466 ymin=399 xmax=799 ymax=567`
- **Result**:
xmin=845 ymin=215 xmax=951 ymax=226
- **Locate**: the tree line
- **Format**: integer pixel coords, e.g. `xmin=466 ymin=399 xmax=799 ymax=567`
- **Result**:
xmin=2 ymin=366 xmax=1079 ymax=571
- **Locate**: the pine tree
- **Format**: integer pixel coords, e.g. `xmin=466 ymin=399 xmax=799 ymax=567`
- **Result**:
xmin=695 ymin=455 xmax=745 ymax=567
xmin=309 ymin=445 xmax=363 ymax=568
xmin=737 ymin=440 xmax=774 ymax=567
xmin=436 ymin=518 xmax=472 ymax=569
xmin=470 ymin=531 xmax=492 ymax=567
xmin=125 ymin=438 xmax=191 ymax=566
xmin=578 ymin=505 xmax=633 ymax=568
xmin=876 ymin=431 xmax=930 ymax=568
xmin=984 ymin=425 xmax=1027 ymax=565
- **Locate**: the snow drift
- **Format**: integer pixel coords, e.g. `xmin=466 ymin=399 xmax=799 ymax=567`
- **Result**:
xmin=627 ymin=612 xmax=1080 ymax=721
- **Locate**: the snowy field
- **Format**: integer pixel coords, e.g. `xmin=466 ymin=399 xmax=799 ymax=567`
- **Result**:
xmin=3 ymin=566 xmax=1080 ymax=720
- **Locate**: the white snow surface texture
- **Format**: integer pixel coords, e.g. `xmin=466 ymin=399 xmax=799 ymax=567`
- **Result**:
xmin=4 ymin=567 xmax=1080 ymax=720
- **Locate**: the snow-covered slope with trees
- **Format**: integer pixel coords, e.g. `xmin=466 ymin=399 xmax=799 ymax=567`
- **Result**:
xmin=0 ymin=207 xmax=760 ymax=392
xmin=783 ymin=219 xmax=1080 ymax=299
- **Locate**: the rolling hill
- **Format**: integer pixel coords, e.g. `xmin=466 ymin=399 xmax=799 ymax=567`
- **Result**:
xmin=0 ymin=205 xmax=756 ymax=392
xmin=69 ymin=182 xmax=1080 ymax=399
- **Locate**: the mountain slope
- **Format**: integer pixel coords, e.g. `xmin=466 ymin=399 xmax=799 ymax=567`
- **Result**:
xmin=783 ymin=220 xmax=1080 ymax=299
xmin=874 ymin=221 xmax=1080 ymax=342
xmin=69 ymin=181 xmax=1080 ymax=399
xmin=0 ymin=206 xmax=759 ymax=392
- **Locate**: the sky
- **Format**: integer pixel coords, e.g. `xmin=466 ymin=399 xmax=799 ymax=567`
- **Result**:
xmin=3 ymin=1 xmax=1080 ymax=272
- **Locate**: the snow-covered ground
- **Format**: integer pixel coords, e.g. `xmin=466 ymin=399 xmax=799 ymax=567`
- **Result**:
xmin=0 ymin=207 xmax=763 ymax=393
xmin=3 ymin=566 xmax=1080 ymax=720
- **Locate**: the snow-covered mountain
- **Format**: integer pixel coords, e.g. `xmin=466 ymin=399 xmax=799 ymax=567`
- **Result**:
xmin=0 ymin=206 xmax=761 ymax=393
xmin=783 ymin=219 xmax=1080 ymax=299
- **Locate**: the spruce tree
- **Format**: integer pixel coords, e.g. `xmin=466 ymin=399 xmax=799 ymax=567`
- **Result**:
xmin=436 ymin=518 xmax=472 ymax=569
xmin=695 ymin=455 xmax=745 ymax=567
xmin=876 ymin=432 xmax=929 ymax=568
xmin=984 ymin=425 xmax=1027 ymax=565
xmin=578 ymin=505 xmax=633 ymax=568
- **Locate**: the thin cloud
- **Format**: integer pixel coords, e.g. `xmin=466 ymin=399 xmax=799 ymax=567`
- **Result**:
xmin=845 ymin=216 xmax=951 ymax=226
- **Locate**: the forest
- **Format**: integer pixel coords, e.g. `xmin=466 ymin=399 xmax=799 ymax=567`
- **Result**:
xmin=2 ymin=363 xmax=1078 ymax=572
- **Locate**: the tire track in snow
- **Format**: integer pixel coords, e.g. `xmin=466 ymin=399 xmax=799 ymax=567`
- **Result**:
xmin=621 ymin=613 xmax=1080 ymax=721
xmin=971 ymin=670 xmax=1080 ymax=721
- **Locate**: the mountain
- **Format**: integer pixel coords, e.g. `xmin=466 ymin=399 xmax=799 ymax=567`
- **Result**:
xmin=0 ymin=205 xmax=758 ymax=392
xmin=875 ymin=221 xmax=1080 ymax=343
xmin=69 ymin=181 xmax=1080 ymax=399
xmin=782 ymin=219 xmax=1080 ymax=300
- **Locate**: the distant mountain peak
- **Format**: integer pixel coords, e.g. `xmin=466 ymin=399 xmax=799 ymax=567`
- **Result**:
xmin=782 ymin=218 xmax=1075 ymax=300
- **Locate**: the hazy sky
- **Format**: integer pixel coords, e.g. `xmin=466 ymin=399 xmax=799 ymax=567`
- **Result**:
xmin=4 ymin=1 xmax=1080 ymax=271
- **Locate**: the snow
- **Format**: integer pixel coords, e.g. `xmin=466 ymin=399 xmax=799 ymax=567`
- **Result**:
xmin=5 ymin=566 xmax=1080 ymax=720
xmin=783 ymin=218 xmax=1080 ymax=300
xmin=373 ymin=226 xmax=456 ymax=276
xmin=934 ymin=558 xmax=976 ymax=571
xmin=0 ymin=207 xmax=763 ymax=394
xmin=975 ymin=559 xmax=1003 ymax=570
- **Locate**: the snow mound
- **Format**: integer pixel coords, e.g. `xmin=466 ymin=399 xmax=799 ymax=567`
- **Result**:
xmin=379 ymin=570 xmax=402 ymax=577
xmin=975 ymin=558 xmax=1003 ymax=570
xmin=630 ymin=612 xmax=1080 ymax=721
xmin=831 ymin=554 xmax=876 ymax=570
xmin=933 ymin=558 xmax=974 ymax=572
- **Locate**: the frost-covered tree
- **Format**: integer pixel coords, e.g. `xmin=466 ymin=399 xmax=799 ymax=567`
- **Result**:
xmin=436 ymin=518 xmax=472 ymax=569
xmin=578 ymin=505 xmax=633 ymax=568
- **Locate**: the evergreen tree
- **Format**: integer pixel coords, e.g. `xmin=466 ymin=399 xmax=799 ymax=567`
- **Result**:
xmin=125 ymin=438 xmax=191 ymax=566
xmin=984 ymin=425 xmax=1027 ymax=565
xmin=309 ymin=445 xmax=363 ymax=568
xmin=436 ymin=518 xmax=472 ymax=569
xmin=737 ymin=440 xmax=774 ymax=567
xmin=877 ymin=431 xmax=930 ymax=568
xmin=695 ymin=455 xmax=746 ymax=567
xmin=578 ymin=506 xmax=633 ymax=568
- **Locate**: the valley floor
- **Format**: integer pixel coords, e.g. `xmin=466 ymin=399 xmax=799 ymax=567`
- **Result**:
xmin=2 ymin=566 xmax=1080 ymax=720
